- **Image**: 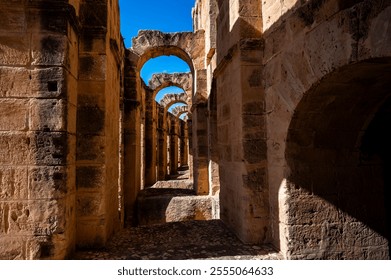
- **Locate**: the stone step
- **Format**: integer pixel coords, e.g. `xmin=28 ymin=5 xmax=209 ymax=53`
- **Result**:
xmin=136 ymin=187 xmax=219 ymax=226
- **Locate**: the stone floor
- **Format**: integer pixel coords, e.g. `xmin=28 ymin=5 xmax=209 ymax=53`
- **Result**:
xmin=72 ymin=220 xmax=282 ymax=260
xmin=73 ymin=167 xmax=281 ymax=260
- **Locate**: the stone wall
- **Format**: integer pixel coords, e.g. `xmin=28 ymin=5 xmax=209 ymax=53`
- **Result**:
xmin=207 ymin=0 xmax=268 ymax=244
xmin=1 ymin=0 xmax=391 ymax=260
xmin=0 ymin=0 xmax=79 ymax=259
xmin=0 ymin=0 xmax=124 ymax=259
xmin=123 ymin=50 xmax=143 ymax=224
xmin=195 ymin=0 xmax=391 ymax=259
xmin=262 ymin=0 xmax=391 ymax=259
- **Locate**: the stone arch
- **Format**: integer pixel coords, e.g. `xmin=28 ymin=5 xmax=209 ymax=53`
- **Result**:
xmin=131 ymin=30 xmax=205 ymax=72
xmin=171 ymin=105 xmax=189 ymax=118
xmin=177 ymin=110 xmax=189 ymax=120
xmin=131 ymin=30 xmax=207 ymax=107
xmin=149 ymin=72 xmax=193 ymax=100
xmin=284 ymin=58 xmax=391 ymax=259
xmin=159 ymin=92 xmax=190 ymax=111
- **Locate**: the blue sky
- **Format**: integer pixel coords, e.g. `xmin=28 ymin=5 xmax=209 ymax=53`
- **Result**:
xmin=119 ymin=0 xmax=194 ymax=103
xmin=119 ymin=0 xmax=195 ymax=48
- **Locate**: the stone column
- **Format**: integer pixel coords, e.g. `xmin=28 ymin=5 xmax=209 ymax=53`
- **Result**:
xmin=192 ymin=102 xmax=209 ymax=195
xmin=75 ymin=0 xmax=123 ymax=248
xmin=157 ymin=106 xmax=167 ymax=180
xmin=144 ymin=90 xmax=157 ymax=187
xmin=180 ymin=120 xmax=189 ymax=167
xmin=214 ymin=0 xmax=267 ymax=244
xmin=123 ymin=52 xmax=142 ymax=224
xmin=187 ymin=118 xmax=194 ymax=180
xmin=169 ymin=116 xmax=179 ymax=175
xmin=208 ymin=82 xmax=220 ymax=196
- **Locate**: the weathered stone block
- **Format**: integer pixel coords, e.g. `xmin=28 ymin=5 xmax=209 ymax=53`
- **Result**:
xmin=79 ymin=55 xmax=106 ymax=81
xmin=288 ymin=224 xmax=323 ymax=254
xmin=0 ymin=200 xmax=66 ymax=236
xmin=342 ymin=222 xmax=389 ymax=248
xmin=242 ymin=167 xmax=266 ymax=191
xmin=29 ymin=132 xmax=67 ymax=165
xmin=361 ymin=5 xmax=391 ymax=59
xmin=28 ymin=166 xmax=67 ymax=199
xmin=0 ymin=99 xmax=29 ymax=131
xmin=243 ymin=139 xmax=266 ymax=163
xmin=0 ymin=34 xmax=29 ymax=65
xmin=0 ymin=67 xmax=65 ymax=98
xmin=28 ymin=200 xmax=67 ymax=236
xmin=27 ymin=10 xmax=68 ymax=34
xmin=242 ymin=101 xmax=264 ymax=115
xmin=136 ymin=191 xmax=216 ymax=226
xmin=304 ymin=11 xmax=353 ymax=79
xmin=77 ymin=106 xmax=105 ymax=135
xmin=76 ymin=219 xmax=106 ymax=248
xmin=76 ymin=135 xmax=105 ymax=162
xmin=262 ymin=0 xmax=282 ymax=31
xmin=80 ymin=35 xmax=106 ymax=53
xmin=238 ymin=0 xmax=262 ymax=17
xmin=287 ymin=194 xmax=341 ymax=226
xmin=239 ymin=17 xmax=262 ymax=38
xmin=0 ymin=167 xmax=28 ymax=199
xmin=76 ymin=166 xmax=105 ymax=190
xmin=0 ymin=238 xmax=26 ymax=260
xmin=77 ymin=80 xmax=106 ymax=107
xmin=0 ymin=132 xmax=30 ymax=164
xmin=0 ymin=8 xmax=25 ymax=33
xmin=32 ymin=34 xmax=68 ymax=66
xmin=29 ymin=99 xmax=66 ymax=132
xmin=76 ymin=194 xmax=103 ymax=217
xmin=80 ymin=2 xmax=108 ymax=28
xmin=243 ymin=114 xmax=265 ymax=131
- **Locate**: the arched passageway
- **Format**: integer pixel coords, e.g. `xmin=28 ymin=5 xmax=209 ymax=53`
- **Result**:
xmin=285 ymin=59 xmax=391 ymax=259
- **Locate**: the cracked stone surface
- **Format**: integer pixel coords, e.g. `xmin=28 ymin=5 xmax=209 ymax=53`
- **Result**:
xmin=71 ymin=220 xmax=282 ymax=260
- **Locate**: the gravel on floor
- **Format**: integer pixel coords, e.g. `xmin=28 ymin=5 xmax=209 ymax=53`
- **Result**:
xmin=71 ymin=220 xmax=282 ymax=260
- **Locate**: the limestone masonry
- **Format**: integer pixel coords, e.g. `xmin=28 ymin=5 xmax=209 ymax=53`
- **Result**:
xmin=0 ymin=0 xmax=390 ymax=259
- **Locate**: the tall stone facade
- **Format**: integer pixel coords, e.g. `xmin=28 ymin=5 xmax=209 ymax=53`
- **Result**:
xmin=1 ymin=0 xmax=390 ymax=260
xmin=0 ymin=0 xmax=124 ymax=259
xmin=192 ymin=0 xmax=391 ymax=259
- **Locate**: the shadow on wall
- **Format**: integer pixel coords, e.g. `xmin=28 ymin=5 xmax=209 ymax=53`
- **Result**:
xmin=285 ymin=58 xmax=391 ymax=259
xmin=254 ymin=0 xmax=391 ymax=259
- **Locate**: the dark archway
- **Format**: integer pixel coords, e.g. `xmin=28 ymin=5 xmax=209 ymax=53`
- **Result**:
xmin=285 ymin=58 xmax=391 ymax=259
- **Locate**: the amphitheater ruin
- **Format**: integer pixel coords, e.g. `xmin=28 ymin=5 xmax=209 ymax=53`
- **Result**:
xmin=0 ymin=0 xmax=390 ymax=260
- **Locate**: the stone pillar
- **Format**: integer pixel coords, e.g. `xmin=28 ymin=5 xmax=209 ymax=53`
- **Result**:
xmin=169 ymin=116 xmax=179 ymax=175
xmin=214 ymin=0 xmax=267 ymax=243
xmin=180 ymin=120 xmax=189 ymax=166
xmin=123 ymin=51 xmax=142 ymax=224
xmin=157 ymin=106 xmax=167 ymax=180
xmin=0 ymin=1 xmax=78 ymax=259
xmin=208 ymin=82 xmax=220 ymax=196
xmin=75 ymin=0 xmax=123 ymax=248
xmin=187 ymin=118 xmax=194 ymax=180
xmin=144 ymin=90 xmax=157 ymax=187
xmin=166 ymin=124 xmax=171 ymax=176
xmin=192 ymin=102 xmax=209 ymax=195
